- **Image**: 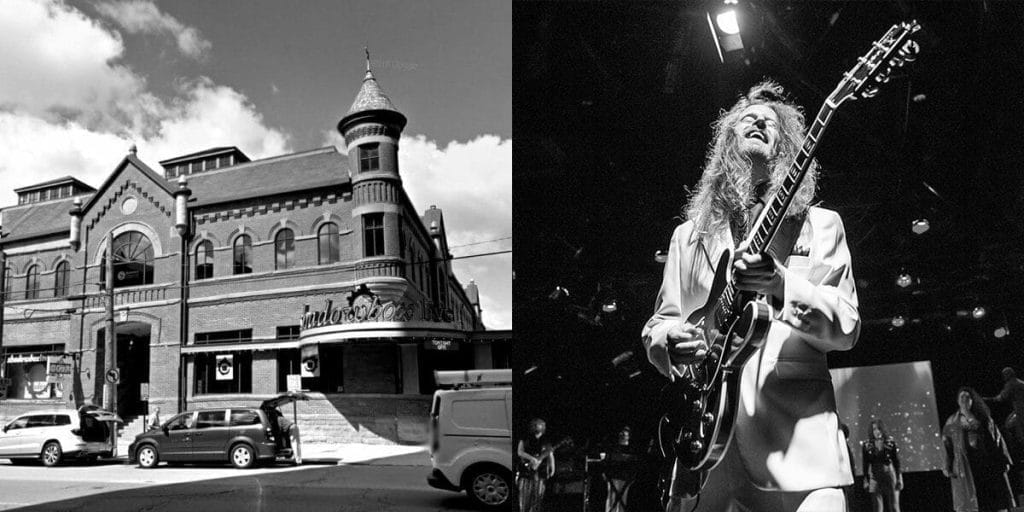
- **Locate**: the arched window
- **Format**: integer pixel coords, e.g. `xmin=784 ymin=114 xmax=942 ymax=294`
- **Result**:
xmin=317 ymin=223 xmax=340 ymax=265
xmin=195 ymin=240 xmax=214 ymax=280
xmin=25 ymin=265 xmax=39 ymax=299
xmin=275 ymin=229 xmax=295 ymax=270
xmin=102 ymin=231 xmax=154 ymax=288
xmin=233 ymin=235 xmax=252 ymax=275
xmin=53 ymin=261 xmax=69 ymax=297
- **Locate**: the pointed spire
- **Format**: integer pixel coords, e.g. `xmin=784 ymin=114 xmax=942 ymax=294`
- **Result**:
xmin=347 ymin=47 xmax=399 ymax=115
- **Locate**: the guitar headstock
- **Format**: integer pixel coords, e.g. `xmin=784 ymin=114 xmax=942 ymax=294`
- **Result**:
xmin=828 ymin=20 xmax=921 ymax=106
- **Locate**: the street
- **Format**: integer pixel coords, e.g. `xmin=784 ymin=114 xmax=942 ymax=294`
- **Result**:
xmin=0 ymin=460 xmax=477 ymax=512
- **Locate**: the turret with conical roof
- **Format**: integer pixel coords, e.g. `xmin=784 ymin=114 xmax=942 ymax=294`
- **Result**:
xmin=338 ymin=50 xmax=406 ymax=281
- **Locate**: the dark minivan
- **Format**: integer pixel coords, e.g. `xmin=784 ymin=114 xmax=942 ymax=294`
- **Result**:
xmin=129 ymin=392 xmax=306 ymax=469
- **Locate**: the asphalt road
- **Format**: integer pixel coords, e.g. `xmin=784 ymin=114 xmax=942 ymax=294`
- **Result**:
xmin=0 ymin=460 xmax=479 ymax=512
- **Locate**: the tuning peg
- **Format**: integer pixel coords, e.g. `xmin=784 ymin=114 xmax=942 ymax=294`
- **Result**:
xmin=860 ymin=86 xmax=880 ymax=98
xmin=900 ymin=40 xmax=920 ymax=62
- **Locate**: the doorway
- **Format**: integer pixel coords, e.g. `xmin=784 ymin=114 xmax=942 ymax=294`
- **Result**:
xmin=115 ymin=322 xmax=151 ymax=418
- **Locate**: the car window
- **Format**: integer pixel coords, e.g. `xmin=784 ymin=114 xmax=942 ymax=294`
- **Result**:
xmin=26 ymin=415 xmax=54 ymax=428
xmin=54 ymin=415 xmax=72 ymax=426
xmin=195 ymin=411 xmax=226 ymax=429
xmin=229 ymin=410 xmax=261 ymax=426
xmin=6 ymin=417 xmax=29 ymax=431
xmin=166 ymin=413 xmax=193 ymax=431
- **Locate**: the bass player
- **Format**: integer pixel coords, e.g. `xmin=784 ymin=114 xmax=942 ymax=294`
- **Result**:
xmin=642 ymin=81 xmax=861 ymax=512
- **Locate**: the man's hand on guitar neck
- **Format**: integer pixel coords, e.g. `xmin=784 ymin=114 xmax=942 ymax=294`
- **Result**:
xmin=732 ymin=241 xmax=785 ymax=303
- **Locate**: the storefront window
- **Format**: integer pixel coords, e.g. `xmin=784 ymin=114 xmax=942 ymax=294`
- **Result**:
xmin=1 ymin=347 xmax=65 ymax=400
xmin=277 ymin=346 xmax=344 ymax=393
xmin=344 ymin=344 xmax=398 ymax=394
xmin=194 ymin=352 xmax=252 ymax=394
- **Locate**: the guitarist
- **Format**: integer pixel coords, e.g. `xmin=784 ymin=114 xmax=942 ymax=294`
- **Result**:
xmin=517 ymin=418 xmax=555 ymax=512
xmin=643 ymin=81 xmax=861 ymax=512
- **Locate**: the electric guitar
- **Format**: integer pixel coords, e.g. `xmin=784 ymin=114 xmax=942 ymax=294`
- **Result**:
xmin=655 ymin=20 xmax=921 ymax=508
xmin=518 ymin=437 xmax=573 ymax=478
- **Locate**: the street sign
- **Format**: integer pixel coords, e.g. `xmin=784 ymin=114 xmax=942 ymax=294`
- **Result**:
xmin=286 ymin=374 xmax=302 ymax=392
xmin=106 ymin=369 xmax=120 ymax=384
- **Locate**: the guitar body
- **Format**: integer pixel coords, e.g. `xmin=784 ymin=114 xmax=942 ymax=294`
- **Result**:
xmin=656 ymin=250 xmax=772 ymax=506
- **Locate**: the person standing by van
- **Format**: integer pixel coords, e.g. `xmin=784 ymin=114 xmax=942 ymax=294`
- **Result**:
xmin=518 ymin=418 xmax=554 ymax=512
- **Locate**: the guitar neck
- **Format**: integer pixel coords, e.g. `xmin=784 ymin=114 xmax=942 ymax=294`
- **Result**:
xmin=713 ymin=101 xmax=837 ymax=321
xmin=748 ymin=101 xmax=836 ymax=254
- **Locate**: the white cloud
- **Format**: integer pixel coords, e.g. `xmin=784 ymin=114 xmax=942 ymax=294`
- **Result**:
xmin=398 ymin=135 xmax=512 ymax=329
xmin=0 ymin=0 xmax=288 ymax=203
xmin=94 ymin=0 xmax=211 ymax=60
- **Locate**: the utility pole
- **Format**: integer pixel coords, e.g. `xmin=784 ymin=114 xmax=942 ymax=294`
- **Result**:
xmin=103 ymin=239 xmax=117 ymax=414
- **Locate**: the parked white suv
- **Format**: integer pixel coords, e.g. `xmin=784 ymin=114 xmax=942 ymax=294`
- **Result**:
xmin=427 ymin=370 xmax=513 ymax=510
xmin=0 ymin=407 xmax=122 ymax=466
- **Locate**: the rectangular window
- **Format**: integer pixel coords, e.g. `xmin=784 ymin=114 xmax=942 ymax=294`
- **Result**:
xmin=194 ymin=329 xmax=253 ymax=345
xmin=276 ymin=346 xmax=344 ymax=393
xmin=194 ymin=352 xmax=252 ymax=395
xmin=363 ymin=213 xmax=385 ymax=257
xmin=219 ymin=156 xmax=232 ymax=168
xmin=191 ymin=161 xmax=202 ymax=173
xmin=195 ymin=410 xmax=227 ymax=429
xmin=359 ymin=143 xmax=380 ymax=172
xmin=276 ymin=326 xmax=301 ymax=340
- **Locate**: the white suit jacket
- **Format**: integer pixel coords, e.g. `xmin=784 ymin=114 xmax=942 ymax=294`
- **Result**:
xmin=642 ymin=206 xmax=860 ymax=491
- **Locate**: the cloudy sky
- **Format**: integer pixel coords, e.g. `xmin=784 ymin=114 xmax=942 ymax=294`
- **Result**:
xmin=0 ymin=0 xmax=511 ymax=329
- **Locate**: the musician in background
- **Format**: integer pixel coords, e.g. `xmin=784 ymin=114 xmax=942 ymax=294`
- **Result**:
xmin=643 ymin=81 xmax=861 ymax=512
xmin=518 ymin=418 xmax=555 ymax=512
xmin=603 ymin=425 xmax=638 ymax=512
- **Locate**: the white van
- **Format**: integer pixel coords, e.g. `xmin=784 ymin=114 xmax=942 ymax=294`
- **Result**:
xmin=427 ymin=369 xmax=513 ymax=510
xmin=0 ymin=407 xmax=122 ymax=466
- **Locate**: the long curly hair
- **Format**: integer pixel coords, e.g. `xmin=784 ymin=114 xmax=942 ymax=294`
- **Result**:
xmin=957 ymin=386 xmax=993 ymax=426
xmin=684 ymin=80 xmax=819 ymax=238
xmin=868 ymin=419 xmax=889 ymax=440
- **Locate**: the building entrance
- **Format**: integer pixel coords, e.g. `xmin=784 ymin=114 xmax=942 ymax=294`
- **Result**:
xmin=115 ymin=322 xmax=151 ymax=418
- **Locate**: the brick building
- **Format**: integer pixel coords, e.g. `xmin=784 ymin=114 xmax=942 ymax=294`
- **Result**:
xmin=0 ymin=65 xmax=510 ymax=445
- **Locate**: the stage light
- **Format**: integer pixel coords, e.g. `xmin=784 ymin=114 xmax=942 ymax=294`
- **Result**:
xmin=707 ymin=0 xmax=744 ymax=64
xmin=973 ymin=306 xmax=987 ymax=319
xmin=896 ymin=272 xmax=913 ymax=288
xmin=891 ymin=315 xmax=906 ymax=328
xmin=602 ymin=299 xmax=618 ymax=313
xmin=524 ymin=365 xmax=538 ymax=375
xmin=611 ymin=351 xmax=633 ymax=367
xmin=994 ymin=326 xmax=1009 ymax=338
xmin=716 ymin=10 xmax=740 ymax=35
xmin=655 ymin=250 xmax=669 ymax=263
xmin=911 ymin=219 xmax=930 ymax=235
xmin=548 ymin=286 xmax=570 ymax=300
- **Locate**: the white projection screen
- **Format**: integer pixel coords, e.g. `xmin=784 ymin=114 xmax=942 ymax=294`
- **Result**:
xmin=830 ymin=361 xmax=945 ymax=474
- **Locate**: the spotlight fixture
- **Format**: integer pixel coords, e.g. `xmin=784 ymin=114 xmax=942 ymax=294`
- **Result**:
xmin=655 ymin=250 xmax=669 ymax=263
xmin=896 ymin=272 xmax=913 ymax=288
xmin=707 ymin=0 xmax=744 ymax=64
xmin=973 ymin=306 xmax=987 ymax=319
xmin=891 ymin=315 xmax=906 ymax=328
xmin=911 ymin=219 xmax=930 ymax=235
xmin=602 ymin=299 xmax=618 ymax=313
xmin=994 ymin=326 xmax=1009 ymax=339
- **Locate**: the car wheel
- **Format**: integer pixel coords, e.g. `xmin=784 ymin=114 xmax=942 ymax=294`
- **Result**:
xmin=41 ymin=442 xmax=63 ymax=467
xmin=137 ymin=445 xmax=160 ymax=469
xmin=465 ymin=465 xmax=512 ymax=509
xmin=230 ymin=444 xmax=255 ymax=469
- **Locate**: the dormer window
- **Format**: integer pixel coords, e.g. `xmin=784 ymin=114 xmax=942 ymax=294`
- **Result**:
xmin=359 ymin=143 xmax=380 ymax=172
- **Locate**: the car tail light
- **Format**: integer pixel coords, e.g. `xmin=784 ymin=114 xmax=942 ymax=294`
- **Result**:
xmin=265 ymin=427 xmax=275 ymax=442
xmin=71 ymin=428 xmax=81 ymax=436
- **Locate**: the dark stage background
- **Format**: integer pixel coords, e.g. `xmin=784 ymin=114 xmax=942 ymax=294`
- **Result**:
xmin=513 ymin=1 xmax=1024 ymax=511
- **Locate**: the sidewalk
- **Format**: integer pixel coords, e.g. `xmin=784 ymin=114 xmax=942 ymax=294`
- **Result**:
xmin=114 ymin=440 xmax=430 ymax=467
